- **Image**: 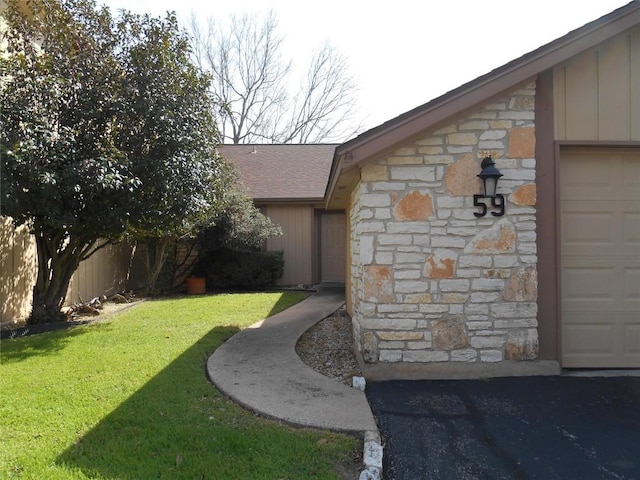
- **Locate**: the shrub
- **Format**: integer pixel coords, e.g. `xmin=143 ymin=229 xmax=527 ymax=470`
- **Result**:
xmin=198 ymin=187 xmax=282 ymax=253
xmin=193 ymin=249 xmax=284 ymax=289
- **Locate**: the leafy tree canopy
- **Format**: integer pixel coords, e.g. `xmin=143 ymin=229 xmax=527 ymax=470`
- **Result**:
xmin=197 ymin=183 xmax=282 ymax=254
xmin=0 ymin=0 xmax=229 ymax=322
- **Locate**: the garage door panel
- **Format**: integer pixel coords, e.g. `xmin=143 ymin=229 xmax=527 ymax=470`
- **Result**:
xmin=560 ymin=147 xmax=640 ymax=368
xmin=563 ymin=315 xmax=638 ymax=368
xmin=562 ymin=267 xmax=617 ymax=300
xmin=563 ymin=321 xmax=615 ymax=354
xmin=564 ymin=302 xmax=640 ymax=314
xmin=560 ymin=154 xmax=617 ymax=187
xmin=562 ymin=259 xmax=634 ymax=284
xmin=561 ymin=170 xmax=620 ymax=202
xmin=563 ymin=298 xmax=638 ymax=317
xmin=562 ymin=255 xmax=631 ymax=265
xmin=563 ymin=358 xmax=639 ymax=368
xmin=563 ymin=354 xmax=639 ymax=369
xmin=621 ymin=157 xmax=640 ymax=188
xmin=625 ymin=268 xmax=640 ymax=299
xmin=623 ymin=213 xmax=640 ymax=244
xmin=561 ymin=211 xmax=616 ymax=245
xmin=561 ymin=203 xmax=633 ymax=249
xmin=561 ymin=186 xmax=625 ymax=201
xmin=561 ymin=151 xmax=640 ymax=202
xmin=625 ymin=324 xmax=640 ymax=355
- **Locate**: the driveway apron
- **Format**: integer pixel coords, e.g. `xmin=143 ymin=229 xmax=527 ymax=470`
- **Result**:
xmin=366 ymin=376 xmax=640 ymax=480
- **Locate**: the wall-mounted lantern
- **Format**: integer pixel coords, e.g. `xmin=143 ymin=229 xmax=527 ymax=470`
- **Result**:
xmin=474 ymin=156 xmax=505 ymax=217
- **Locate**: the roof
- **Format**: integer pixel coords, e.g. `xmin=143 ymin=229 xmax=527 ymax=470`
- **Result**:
xmin=218 ymin=144 xmax=338 ymax=203
xmin=325 ymin=0 xmax=640 ymax=209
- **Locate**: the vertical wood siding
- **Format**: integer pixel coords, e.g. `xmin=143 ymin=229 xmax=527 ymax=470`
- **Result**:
xmin=1 ymin=218 xmax=37 ymax=324
xmin=264 ymin=205 xmax=315 ymax=286
xmin=554 ymin=26 xmax=640 ymax=141
xmin=1 ymin=217 xmax=133 ymax=324
xmin=66 ymin=242 xmax=133 ymax=305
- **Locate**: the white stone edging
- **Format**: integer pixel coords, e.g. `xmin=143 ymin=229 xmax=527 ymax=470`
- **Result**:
xmin=353 ymin=376 xmax=384 ymax=480
xmin=361 ymin=430 xmax=383 ymax=480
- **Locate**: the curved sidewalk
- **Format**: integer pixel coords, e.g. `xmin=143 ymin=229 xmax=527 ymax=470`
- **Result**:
xmin=207 ymin=287 xmax=378 ymax=436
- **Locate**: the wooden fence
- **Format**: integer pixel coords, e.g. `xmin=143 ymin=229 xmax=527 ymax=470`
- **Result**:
xmin=1 ymin=217 xmax=133 ymax=324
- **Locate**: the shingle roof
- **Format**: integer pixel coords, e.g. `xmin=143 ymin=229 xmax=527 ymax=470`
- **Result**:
xmin=218 ymin=144 xmax=338 ymax=202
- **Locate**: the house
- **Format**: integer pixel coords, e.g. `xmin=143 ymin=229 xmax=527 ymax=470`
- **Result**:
xmin=322 ymin=1 xmax=640 ymax=378
xmin=223 ymin=3 xmax=639 ymax=378
xmin=218 ymin=144 xmax=347 ymax=287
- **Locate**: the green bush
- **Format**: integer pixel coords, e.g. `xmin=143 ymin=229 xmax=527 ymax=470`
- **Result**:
xmin=194 ymin=249 xmax=284 ymax=289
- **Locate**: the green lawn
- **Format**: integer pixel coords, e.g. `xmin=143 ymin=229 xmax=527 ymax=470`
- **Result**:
xmin=0 ymin=292 xmax=358 ymax=479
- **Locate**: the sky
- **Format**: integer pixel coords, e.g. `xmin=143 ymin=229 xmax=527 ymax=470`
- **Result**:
xmin=100 ymin=0 xmax=632 ymax=131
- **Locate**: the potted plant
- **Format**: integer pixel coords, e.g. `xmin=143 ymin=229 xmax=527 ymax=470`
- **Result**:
xmin=186 ymin=276 xmax=206 ymax=295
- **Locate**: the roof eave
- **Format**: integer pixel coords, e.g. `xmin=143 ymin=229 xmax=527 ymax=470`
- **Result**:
xmin=325 ymin=1 xmax=640 ymax=205
xmin=254 ymin=197 xmax=326 ymax=205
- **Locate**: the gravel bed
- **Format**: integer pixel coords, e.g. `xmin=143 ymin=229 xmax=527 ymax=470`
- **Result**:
xmin=295 ymin=305 xmax=363 ymax=386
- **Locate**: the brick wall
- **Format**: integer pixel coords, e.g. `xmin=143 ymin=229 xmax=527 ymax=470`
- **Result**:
xmin=350 ymin=82 xmax=538 ymax=365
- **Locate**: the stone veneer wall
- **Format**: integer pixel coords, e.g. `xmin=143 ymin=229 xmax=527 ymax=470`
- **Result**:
xmin=350 ymin=82 xmax=539 ymax=365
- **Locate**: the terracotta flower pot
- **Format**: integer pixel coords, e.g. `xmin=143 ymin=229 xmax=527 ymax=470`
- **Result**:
xmin=186 ymin=277 xmax=206 ymax=295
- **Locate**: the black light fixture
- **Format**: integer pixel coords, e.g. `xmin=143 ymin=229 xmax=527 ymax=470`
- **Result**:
xmin=474 ymin=156 xmax=505 ymax=217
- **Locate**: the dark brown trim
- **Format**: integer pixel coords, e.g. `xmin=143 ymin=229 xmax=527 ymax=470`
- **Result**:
xmin=324 ymin=152 xmax=349 ymax=209
xmin=555 ymin=140 xmax=640 ymax=147
xmin=325 ymin=1 xmax=640 ymax=206
xmin=254 ymin=198 xmax=325 ymax=205
xmin=535 ymin=70 xmax=559 ymax=361
xmin=554 ymin=142 xmax=563 ymax=363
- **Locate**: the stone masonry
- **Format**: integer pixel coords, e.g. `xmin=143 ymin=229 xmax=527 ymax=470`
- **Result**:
xmin=350 ymin=81 xmax=538 ymax=365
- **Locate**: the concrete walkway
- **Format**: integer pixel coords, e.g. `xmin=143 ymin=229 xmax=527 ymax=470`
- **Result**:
xmin=206 ymin=287 xmax=378 ymax=436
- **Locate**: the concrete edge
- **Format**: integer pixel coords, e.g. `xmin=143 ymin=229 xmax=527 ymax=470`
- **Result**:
xmin=361 ymin=360 xmax=562 ymax=382
xmin=561 ymin=369 xmax=640 ymax=377
xmin=205 ymin=361 xmax=371 ymax=437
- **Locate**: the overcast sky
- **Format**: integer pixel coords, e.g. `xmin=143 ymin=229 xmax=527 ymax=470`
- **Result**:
xmin=100 ymin=0 xmax=632 ymax=131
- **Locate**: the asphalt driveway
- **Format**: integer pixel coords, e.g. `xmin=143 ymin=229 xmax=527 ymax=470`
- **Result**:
xmin=366 ymin=376 xmax=640 ymax=480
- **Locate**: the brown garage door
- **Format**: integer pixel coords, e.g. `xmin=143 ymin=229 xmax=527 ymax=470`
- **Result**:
xmin=560 ymin=147 xmax=640 ymax=368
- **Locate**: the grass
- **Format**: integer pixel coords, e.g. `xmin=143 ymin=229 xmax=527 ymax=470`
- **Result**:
xmin=0 ymin=292 xmax=359 ymax=479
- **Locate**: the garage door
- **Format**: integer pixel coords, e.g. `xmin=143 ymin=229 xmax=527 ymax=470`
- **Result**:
xmin=560 ymin=147 xmax=640 ymax=368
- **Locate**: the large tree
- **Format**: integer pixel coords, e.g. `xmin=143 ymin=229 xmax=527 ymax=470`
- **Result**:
xmin=0 ymin=0 xmax=227 ymax=322
xmin=188 ymin=11 xmax=362 ymax=144
xmin=114 ymin=10 xmax=230 ymax=294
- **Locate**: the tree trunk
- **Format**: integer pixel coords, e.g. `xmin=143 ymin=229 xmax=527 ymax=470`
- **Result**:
xmin=141 ymin=236 xmax=172 ymax=295
xmin=29 ymin=232 xmax=92 ymax=324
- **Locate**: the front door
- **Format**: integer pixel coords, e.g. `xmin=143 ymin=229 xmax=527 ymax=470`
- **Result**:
xmin=320 ymin=213 xmax=346 ymax=284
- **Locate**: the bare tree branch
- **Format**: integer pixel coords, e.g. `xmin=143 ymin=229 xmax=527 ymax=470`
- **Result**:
xmin=277 ymin=42 xmax=362 ymax=143
xmin=188 ymin=11 xmax=362 ymax=144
